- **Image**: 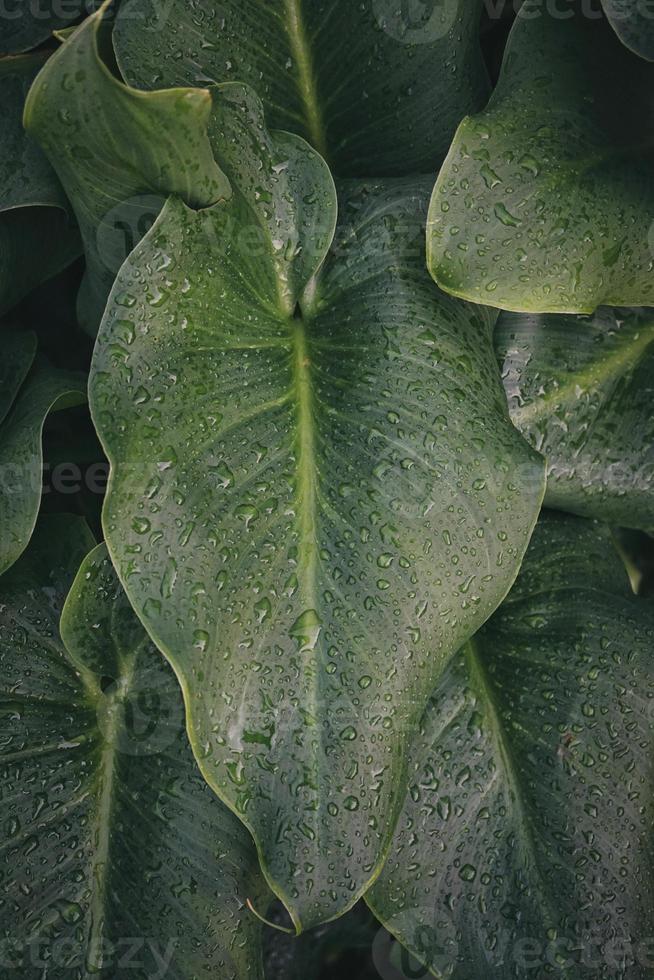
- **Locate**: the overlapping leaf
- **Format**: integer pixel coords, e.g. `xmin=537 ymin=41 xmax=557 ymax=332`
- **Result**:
xmin=0 ymin=514 xmax=268 ymax=978
xmin=0 ymin=331 xmax=86 ymax=576
xmin=369 ymin=511 xmax=654 ymax=978
xmin=0 ymin=0 xmax=86 ymax=54
xmin=0 ymin=55 xmax=80 ymax=315
xmin=496 ymin=306 xmax=654 ymax=531
xmin=428 ymin=0 xmax=654 ymax=313
xmin=89 ymin=77 xmax=545 ymax=930
xmin=24 ymin=1 xmax=228 ymax=333
xmin=602 ymin=0 xmax=654 ymax=61
xmin=113 ymin=0 xmax=489 ymax=177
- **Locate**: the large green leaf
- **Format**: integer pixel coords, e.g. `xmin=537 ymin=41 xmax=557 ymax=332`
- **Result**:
xmin=428 ymin=0 xmax=654 ymax=314
xmin=0 ymin=0 xmax=86 ymax=54
xmin=496 ymin=306 xmax=654 ymax=532
xmin=0 ymin=514 xmax=268 ymax=978
xmin=368 ymin=511 xmax=654 ymax=978
xmin=0 ymin=332 xmax=86 ymax=576
xmin=24 ymin=1 xmax=229 ymax=333
xmin=0 ymin=54 xmax=80 ymax=315
xmin=113 ymin=0 xmax=489 ymax=177
xmin=602 ymin=0 xmax=654 ymax=61
xmin=89 ymin=82 xmax=545 ymax=930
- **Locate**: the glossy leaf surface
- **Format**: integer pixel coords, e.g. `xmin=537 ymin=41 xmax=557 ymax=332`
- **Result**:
xmin=496 ymin=306 xmax=654 ymax=532
xmin=90 ymin=89 xmax=545 ymax=930
xmin=24 ymin=2 xmax=228 ymax=332
xmin=369 ymin=511 xmax=654 ymax=978
xmin=0 ymin=332 xmax=86 ymax=575
xmin=0 ymin=55 xmax=80 ymax=314
xmin=428 ymin=0 xmax=654 ymax=313
xmin=113 ymin=0 xmax=489 ymax=177
xmin=0 ymin=515 xmax=267 ymax=978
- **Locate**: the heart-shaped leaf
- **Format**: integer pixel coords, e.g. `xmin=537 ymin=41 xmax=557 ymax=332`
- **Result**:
xmin=89 ymin=82 xmax=545 ymax=930
xmin=0 ymin=514 xmax=268 ymax=978
xmin=602 ymin=0 xmax=654 ymax=61
xmin=496 ymin=306 xmax=654 ymax=532
xmin=0 ymin=54 xmax=81 ymax=315
xmin=0 ymin=0 xmax=86 ymax=53
xmin=368 ymin=511 xmax=654 ymax=978
xmin=113 ymin=0 xmax=489 ymax=177
xmin=0 ymin=332 xmax=86 ymax=575
xmin=428 ymin=0 xmax=654 ymax=314
xmin=24 ymin=1 xmax=229 ymax=333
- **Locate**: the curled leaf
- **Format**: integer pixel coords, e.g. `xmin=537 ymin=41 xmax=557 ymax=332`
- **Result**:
xmin=24 ymin=1 xmax=229 ymax=333
xmin=114 ymin=0 xmax=489 ymax=176
xmin=428 ymin=0 xmax=654 ymax=313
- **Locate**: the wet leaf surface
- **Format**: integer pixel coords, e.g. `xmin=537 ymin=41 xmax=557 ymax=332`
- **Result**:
xmin=89 ymin=84 xmax=545 ymax=930
xmin=113 ymin=0 xmax=489 ymax=177
xmin=496 ymin=306 xmax=654 ymax=532
xmin=0 ymin=515 xmax=268 ymax=978
xmin=24 ymin=2 xmax=228 ymax=333
xmin=369 ymin=511 xmax=654 ymax=979
xmin=428 ymin=0 xmax=654 ymax=313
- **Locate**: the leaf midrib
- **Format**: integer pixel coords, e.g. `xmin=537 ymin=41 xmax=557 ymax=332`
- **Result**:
xmin=282 ymin=0 xmax=328 ymax=161
xmin=512 ymin=318 xmax=654 ymax=427
xmin=87 ymin=683 xmax=123 ymax=971
xmin=87 ymin=646 xmax=141 ymax=972
xmin=290 ymin=310 xmax=323 ymax=806
xmin=291 ymin=314 xmax=319 ymax=617
xmin=463 ymin=637 xmax=571 ymax=968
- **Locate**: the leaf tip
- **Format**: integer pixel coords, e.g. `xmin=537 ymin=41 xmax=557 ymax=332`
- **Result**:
xmin=245 ymin=898 xmax=296 ymax=936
